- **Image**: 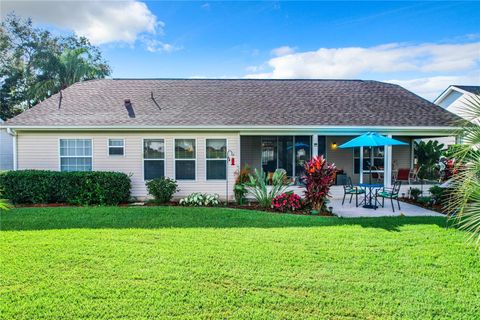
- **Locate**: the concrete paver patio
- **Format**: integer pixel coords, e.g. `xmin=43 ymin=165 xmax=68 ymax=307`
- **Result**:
xmin=329 ymin=198 xmax=444 ymax=218
xmin=264 ymin=185 xmax=444 ymax=217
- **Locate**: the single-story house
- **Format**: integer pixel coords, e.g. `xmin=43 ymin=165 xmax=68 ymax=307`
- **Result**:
xmin=0 ymin=118 xmax=14 ymax=171
xmin=1 ymin=79 xmax=460 ymax=200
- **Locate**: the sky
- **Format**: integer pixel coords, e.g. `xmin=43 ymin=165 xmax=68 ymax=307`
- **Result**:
xmin=1 ymin=0 xmax=479 ymax=100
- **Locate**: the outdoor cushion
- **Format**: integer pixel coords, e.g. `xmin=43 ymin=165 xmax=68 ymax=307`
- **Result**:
xmin=378 ymin=191 xmax=397 ymax=198
xmin=345 ymin=187 xmax=365 ymax=194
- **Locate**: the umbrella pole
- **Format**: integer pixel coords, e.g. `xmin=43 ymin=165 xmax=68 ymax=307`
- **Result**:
xmin=369 ymin=146 xmax=372 ymax=185
xmin=369 ymin=147 xmax=373 ymax=206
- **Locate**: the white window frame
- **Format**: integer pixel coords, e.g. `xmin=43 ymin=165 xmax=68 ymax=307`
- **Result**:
xmin=58 ymin=138 xmax=93 ymax=172
xmin=174 ymin=138 xmax=197 ymax=181
xmin=142 ymin=138 xmax=166 ymax=181
xmin=108 ymin=138 xmax=125 ymax=157
xmin=205 ymin=138 xmax=228 ymax=181
xmin=353 ymin=146 xmax=385 ymax=174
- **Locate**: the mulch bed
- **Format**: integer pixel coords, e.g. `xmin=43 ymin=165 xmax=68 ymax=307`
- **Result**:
xmin=12 ymin=201 xmax=334 ymax=216
xmin=399 ymin=197 xmax=446 ymax=214
xmin=14 ymin=203 xmax=77 ymax=208
xmin=225 ymin=203 xmax=334 ymax=216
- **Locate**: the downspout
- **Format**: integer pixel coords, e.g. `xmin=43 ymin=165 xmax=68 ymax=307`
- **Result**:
xmin=6 ymin=128 xmax=17 ymax=170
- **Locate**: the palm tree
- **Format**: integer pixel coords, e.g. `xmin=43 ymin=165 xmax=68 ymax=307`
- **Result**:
xmin=447 ymin=93 xmax=480 ymax=243
xmin=31 ymin=48 xmax=110 ymax=101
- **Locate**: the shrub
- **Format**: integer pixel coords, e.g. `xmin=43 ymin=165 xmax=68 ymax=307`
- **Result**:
xmin=0 ymin=170 xmax=131 ymax=205
xmin=179 ymin=193 xmax=220 ymax=207
xmin=146 ymin=177 xmax=178 ymax=203
xmin=409 ymin=187 xmax=422 ymax=201
xmin=417 ymin=196 xmax=432 ymax=205
xmin=272 ymin=193 xmax=303 ymax=212
xmin=246 ymin=168 xmax=289 ymax=208
xmin=429 ymin=185 xmax=445 ymax=205
xmin=303 ymin=156 xmax=336 ymax=212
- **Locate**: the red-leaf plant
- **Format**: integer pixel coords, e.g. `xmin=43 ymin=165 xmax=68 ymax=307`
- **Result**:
xmin=303 ymin=156 xmax=336 ymax=212
xmin=272 ymin=193 xmax=303 ymax=212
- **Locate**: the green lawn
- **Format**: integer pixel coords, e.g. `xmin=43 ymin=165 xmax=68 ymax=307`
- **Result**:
xmin=1 ymin=207 xmax=479 ymax=319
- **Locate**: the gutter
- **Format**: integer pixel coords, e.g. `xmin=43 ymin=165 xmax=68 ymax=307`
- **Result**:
xmin=1 ymin=125 xmax=461 ymax=137
xmin=1 ymin=124 xmax=462 ymax=130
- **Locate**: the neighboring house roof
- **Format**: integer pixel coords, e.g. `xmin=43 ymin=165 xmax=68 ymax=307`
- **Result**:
xmin=5 ymin=79 xmax=460 ymax=128
xmin=454 ymin=85 xmax=480 ymax=94
xmin=434 ymin=85 xmax=480 ymax=105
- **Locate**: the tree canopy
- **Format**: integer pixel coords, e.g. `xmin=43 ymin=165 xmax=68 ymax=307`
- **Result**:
xmin=0 ymin=14 xmax=111 ymax=120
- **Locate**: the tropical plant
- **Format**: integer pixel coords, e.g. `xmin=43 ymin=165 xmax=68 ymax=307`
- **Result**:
xmin=303 ymin=156 xmax=336 ymax=212
xmin=271 ymin=193 xmax=303 ymax=212
xmin=414 ymin=140 xmax=444 ymax=180
xmin=146 ymin=177 xmax=179 ymax=204
xmin=234 ymin=165 xmax=251 ymax=205
xmin=246 ymin=168 xmax=289 ymax=208
xmin=179 ymin=193 xmax=220 ymax=207
xmin=30 ymin=47 xmax=110 ymax=100
xmin=446 ymin=93 xmax=480 ymax=243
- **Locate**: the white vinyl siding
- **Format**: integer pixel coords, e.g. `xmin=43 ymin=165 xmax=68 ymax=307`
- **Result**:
xmin=17 ymin=132 xmax=240 ymax=200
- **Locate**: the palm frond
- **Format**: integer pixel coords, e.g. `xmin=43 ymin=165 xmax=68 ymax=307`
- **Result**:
xmin=447 ymin=93 xmax=480 ymax=243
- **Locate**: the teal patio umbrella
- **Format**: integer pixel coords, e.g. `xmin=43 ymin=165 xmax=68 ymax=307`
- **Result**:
xmin=339 ymin=132 xmax=407 ymax=208
xmin=339 ymin=132 xmax=408 ymax=149
xmin=339 ymin=132 xmax=407 ymax=181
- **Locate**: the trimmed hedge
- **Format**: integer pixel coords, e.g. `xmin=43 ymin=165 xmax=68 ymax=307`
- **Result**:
xmin=0 ymin=170 xmax=131 ymax=205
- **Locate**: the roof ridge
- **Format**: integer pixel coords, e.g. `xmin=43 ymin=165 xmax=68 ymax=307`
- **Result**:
xmin=109 ymin=78 xmax=372 ymax=82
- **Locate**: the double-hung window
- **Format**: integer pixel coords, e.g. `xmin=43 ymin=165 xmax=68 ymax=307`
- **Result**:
xmin=59 ymin=139 xmax=92 ymax=172
xmin=108 ymin=139 xmax=125 ymax=156
xmin=175 ymin=139 xmax=196 ymax=180
xmin=143 ymin=139 xmax=165 ymax=180
xmin=206 ymin=139 xmax=227 ymax=180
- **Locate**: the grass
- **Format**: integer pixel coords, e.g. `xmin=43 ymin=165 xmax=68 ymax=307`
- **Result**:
xmin=1 ymin=206 xmax=479 ymax=319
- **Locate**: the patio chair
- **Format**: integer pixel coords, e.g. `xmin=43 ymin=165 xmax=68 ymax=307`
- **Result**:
xmin=409 ymin=166 xmax=420 ymax=183
xmin=342 ymin=177 xmax=365 ymax=207
xmin=395 ymin=168 xmax=411 ymax=184
xmin=375 ymin=181 xmax=402 ymax=212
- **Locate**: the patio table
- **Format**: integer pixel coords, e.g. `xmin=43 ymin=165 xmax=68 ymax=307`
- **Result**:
xmin=357 ymin=183 xmax=383 ymax=209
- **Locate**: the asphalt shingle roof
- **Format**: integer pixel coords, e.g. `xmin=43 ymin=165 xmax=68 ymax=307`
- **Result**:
xmin=5 ymin=79 xmax=460 ymax=127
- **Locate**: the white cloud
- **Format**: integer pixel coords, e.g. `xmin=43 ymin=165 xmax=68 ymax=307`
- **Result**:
xmin=387 ymin=73 xmax=480 ymax=101
xmin=271 ymin=46 xmax=295 ymax=56
xmin=245 ymin=65 xmax=265 ymax=73
xmin=1 ymin=0 xmax=160 ymax=45
xmin=245 ymin=42 xmax=480 ymax=79
xmin=142 ymin=37 xmax=180 ymax=53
